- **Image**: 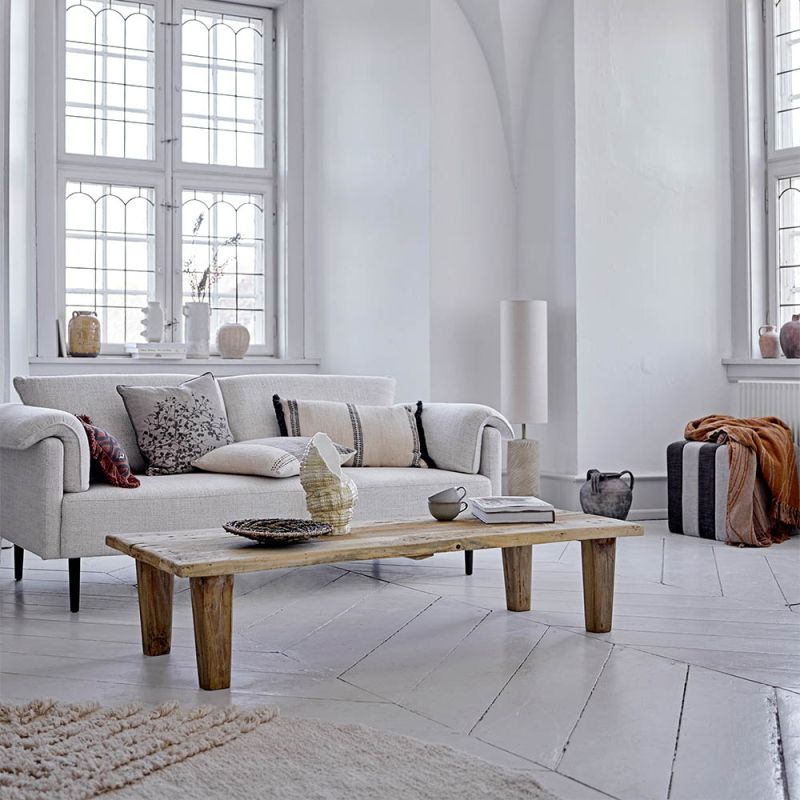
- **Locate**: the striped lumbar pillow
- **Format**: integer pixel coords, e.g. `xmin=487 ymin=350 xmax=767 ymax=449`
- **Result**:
xmin=272 ymin=396 xmax=434 ymax=468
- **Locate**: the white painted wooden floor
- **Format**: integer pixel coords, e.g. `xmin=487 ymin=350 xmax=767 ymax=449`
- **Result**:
xmin=1 ymin=521 xmax=799 ymax=800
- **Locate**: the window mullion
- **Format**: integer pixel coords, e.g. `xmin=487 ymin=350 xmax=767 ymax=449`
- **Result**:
xmin=165 ymin=0 xmax=177 ymax=343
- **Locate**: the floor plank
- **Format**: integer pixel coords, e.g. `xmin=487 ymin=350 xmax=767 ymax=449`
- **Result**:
xmin=778 ymin=688 xmax=800 ymax=800
xmin=398 ymin=611 xmax=547 ymax=732
xmin=284 ymin=581 xmax=436 ymax=673
xmin=713 ymin=547 xmax=787 ymax=608
xmin=473 ymin=627 xmax=612 ymax=768
xmin=767 ymin=552 xmax=800 ymax=606
xmin=558 ymin=646 xmax=687 ymax=800
xmin=669 ymin=667 xmax=784 ymax=800
xmin=341 ymin=598 xmax=489 ymax=699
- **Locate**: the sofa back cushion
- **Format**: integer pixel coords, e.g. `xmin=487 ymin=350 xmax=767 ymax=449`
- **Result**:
xmin=218 ymin=375 xmax=396 ymax=442
xmin=13 ymin=373 xmax=396 ymax=473
xmin=14 ymin=374 xmax=194 ymax=473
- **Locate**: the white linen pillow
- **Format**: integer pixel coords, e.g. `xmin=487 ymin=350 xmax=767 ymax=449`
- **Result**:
xmin=192 ymin=436 xmax=355 ymax=478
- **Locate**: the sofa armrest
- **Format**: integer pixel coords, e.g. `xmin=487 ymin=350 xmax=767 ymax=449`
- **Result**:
xmin=0 ymin=403 xmax=89 ymax=492
xmin=420 ymin=403 xmax=513 ymax=475
xmin=478 ymin=427 xmax=503 ymax=494
xmin=0 ymin=440 xmax=65 ymax=557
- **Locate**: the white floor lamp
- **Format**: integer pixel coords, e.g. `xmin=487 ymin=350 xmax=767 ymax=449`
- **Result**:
xmin=500 ymin=300 xmax=548 ymax=497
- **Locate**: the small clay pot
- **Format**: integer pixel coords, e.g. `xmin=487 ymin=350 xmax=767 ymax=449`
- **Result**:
xmin=780 ymin=314 xmax=800 ymax=359
xmin=758 ymin=325 xmax=781 ymax=359
xmin=579 ymin=470 xmax=634 ymax=520
xmin=67 ymin=310 xmax=101 ymax=357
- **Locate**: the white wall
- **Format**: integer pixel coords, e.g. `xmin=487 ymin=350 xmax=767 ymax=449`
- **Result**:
xmin=304 ymin=0 xmax=431 ymax=401
xmin=429 ymin=0 xmax=515 ymax=408
xmin=0 ymin=0 xmax=9 ymax=402
xmin=573 ymin=0 xmax=734 ymax=483
xmin=5 ymin=0 xmax=32 ymax=397
xmin=516 ymin=0 xmax=577 ymax=478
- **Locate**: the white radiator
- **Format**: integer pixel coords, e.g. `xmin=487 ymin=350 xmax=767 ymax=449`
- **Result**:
xmin=739 ymin=382 xmax=800 ymax=442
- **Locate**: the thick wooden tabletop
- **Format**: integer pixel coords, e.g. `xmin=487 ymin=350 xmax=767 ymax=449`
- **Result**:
xmin=106 ymin=512 xmax=643 ymax=578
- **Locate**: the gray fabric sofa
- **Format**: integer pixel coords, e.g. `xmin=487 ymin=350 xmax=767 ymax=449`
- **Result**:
xmin=0 ymin=373 xmax=512 ymax=611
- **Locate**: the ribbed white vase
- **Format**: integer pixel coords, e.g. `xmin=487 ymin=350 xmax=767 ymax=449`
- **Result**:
xmin=183 ymin=302 xmax=211 ymax=358
xmin=216 ymin=323 xmax=250 ymax=359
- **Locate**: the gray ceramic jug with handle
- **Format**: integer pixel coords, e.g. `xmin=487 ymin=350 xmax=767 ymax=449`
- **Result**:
xmin=579 ymin=470 xmax=634 ymax=520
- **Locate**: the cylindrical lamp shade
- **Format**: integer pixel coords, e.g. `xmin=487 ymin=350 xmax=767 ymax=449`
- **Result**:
xmin=500 ymin=300 xmax=548 ymax=425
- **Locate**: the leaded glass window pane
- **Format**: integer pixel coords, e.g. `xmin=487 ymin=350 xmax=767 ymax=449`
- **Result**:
xmin=65 ymin=0 xmax=156 ymax=159
xmin=777 ymin=176 xmax=800 ymax=324
xmin=181 ymin=189 xmax=265 ymax=344
xmin=65 ymin=181 xmax=157 ymax=344
xmin=181 ymin=7 xmax=265 ymax=168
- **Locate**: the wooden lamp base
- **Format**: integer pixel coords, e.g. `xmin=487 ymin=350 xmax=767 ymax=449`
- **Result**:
xmin=508 ymin=438 xmax=540 ymax=497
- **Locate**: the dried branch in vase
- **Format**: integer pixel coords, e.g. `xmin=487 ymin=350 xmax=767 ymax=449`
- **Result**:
xmin=183 ymin=213 xmax=242 ymax=302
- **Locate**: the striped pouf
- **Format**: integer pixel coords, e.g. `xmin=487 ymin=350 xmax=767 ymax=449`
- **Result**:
xmin=666 ymin=441 xmax=730 ymax=541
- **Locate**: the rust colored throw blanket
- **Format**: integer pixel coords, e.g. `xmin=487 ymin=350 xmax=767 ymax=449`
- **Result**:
xmin=684 ymin=415 xmax=800 ymax=546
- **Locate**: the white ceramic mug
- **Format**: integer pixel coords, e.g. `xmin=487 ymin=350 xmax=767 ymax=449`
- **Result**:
xmin=428 ymin=500 xmax=468 ymax=522
xmin=428 ymin=486 xmax=466 ymax=504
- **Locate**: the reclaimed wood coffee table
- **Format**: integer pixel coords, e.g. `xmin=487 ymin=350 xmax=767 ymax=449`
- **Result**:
xmin=106 ymin=512 xmax=643 ymax=691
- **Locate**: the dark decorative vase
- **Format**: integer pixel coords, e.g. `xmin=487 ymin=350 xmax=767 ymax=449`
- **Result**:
xmin=780 ymin=314 xmax=800 ymax=358
xmin=579 ymin=470 xmax=634 ymax=520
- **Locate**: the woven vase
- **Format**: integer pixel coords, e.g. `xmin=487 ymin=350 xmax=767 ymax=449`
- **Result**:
xmin=300 ymin=432 xmax=358 ymax=536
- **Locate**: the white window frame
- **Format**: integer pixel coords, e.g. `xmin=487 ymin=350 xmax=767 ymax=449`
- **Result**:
xmin=765 ymin=0 xmax=800 ymax=338
xmin=172 ymin=0 xmax=275 ymax=181
xmin=172 ymin=174 xmax=276 ymax=350
xmin=33 ymin=0 xmax=306 ymax=361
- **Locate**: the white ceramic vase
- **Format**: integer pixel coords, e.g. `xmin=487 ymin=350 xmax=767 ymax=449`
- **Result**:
xmin=183 ymin=302 xmax=211 ymax=359
xmin=141 ymin=301 xmax=164 ymax=343
xmin=300 ymin=432 xmax=358 ymax=536
xmin=216 ymin=322 xmax=250 ymax=359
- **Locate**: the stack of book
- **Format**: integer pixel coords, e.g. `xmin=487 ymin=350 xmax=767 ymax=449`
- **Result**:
xmin=124 ymin=343 xmax=188 ymax=360
xmin=470 ymin=496 xmax=555 ymax=524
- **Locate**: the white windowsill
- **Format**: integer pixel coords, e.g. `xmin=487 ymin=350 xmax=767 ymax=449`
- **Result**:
xmin=28 ymin=355 xmax=321 ymax=377
xmin=722 ymin=358 xmax=800 ymax=381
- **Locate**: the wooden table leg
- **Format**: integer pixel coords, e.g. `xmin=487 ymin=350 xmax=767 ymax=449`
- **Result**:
xmin=581 ymin=538 xmax=616 ymax=633
xmin=190 ymin=574 xmax=233 ymax=690
xmin=502 ymin=545 xmax=532 ymax=612
xmin=135 ymin=561 xmax=174 ymax=656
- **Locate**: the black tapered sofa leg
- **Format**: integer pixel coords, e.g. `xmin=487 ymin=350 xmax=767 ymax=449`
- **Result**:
xmin=69 ymin=558 xmax=80 ymax=613
xmin=464 ymin=550 xmax=473 ymax=576
xmin=14 ymin=545 xmax=23 ymax=581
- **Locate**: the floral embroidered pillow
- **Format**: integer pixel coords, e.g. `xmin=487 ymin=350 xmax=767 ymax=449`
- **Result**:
xmin=76 ymin=415 xmax=140 ymax=488
xmin=117 ymin=372 xmax=233 ymax=476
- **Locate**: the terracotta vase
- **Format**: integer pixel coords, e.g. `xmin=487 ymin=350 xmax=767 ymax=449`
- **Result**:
xmin=216 ymin=323 xmax=250 ymax=359
xmin=780 ymin=314 xmax=800 ymax=359
xmin=67 ymin=310 xmax=101 ymax=357
xmin=758 ymin=325 xmax=781 ymax=359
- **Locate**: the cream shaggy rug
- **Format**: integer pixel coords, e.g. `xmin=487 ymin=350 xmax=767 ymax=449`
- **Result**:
xmin=1 ymin=699 xmax=559 ymax=800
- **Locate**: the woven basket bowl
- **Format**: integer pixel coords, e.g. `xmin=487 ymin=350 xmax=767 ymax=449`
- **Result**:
xmin=223 ymin=518 xmax=332 ymax=545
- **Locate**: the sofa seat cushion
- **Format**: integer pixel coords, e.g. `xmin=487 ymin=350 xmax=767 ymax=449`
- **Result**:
xmin=60 ymin=468 xmax=492 ymax=557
